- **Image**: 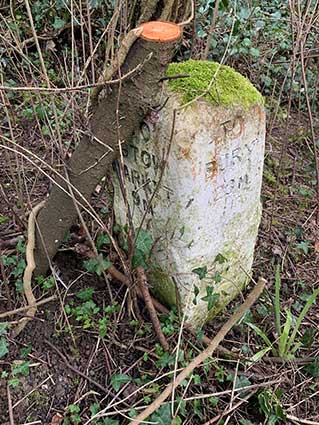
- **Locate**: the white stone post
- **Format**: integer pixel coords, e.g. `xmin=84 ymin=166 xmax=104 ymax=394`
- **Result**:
xmin=113 ymin=60 xmax=266 ymax=327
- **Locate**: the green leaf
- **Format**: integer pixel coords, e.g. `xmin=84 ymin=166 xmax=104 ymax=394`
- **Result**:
xmin=193 ymin=374 xmax=201 ymax=385
xmin=286 ymin=286 xmax=319 ymax=354
xmin=297 ymin=241 xmax=310 ymax=255
xmin=305 ymin=357 xmax=319 ymax=377
xmin=2 ymin=255 xmax=17 ymax=267
xmin=52 ymin=16 xmax=66 ymax=30
xmin=16 ymin=239 xmax=25 ymax=253
xmin=192 ymin=266 xmax=207 ymax=280
xmin=132 ymin=229 xmax=153 ymax=269
xmin=278 ymin=309 xmax=292 ymax=357
xmin=9 ymin=377 xmax=20 ymax=388
xmin=83 ymin=255 xmax=112 ymax=275
xmin=12 ymin=361 xmax=30 ymax=376
xmin=76 ymin=287 xmax=95 ymax=301
xmin=300 ymin=328 xmax=315 ymax=348
xmin=149 ymin=403 xmax=171 ymax=425
xmin=96 ymin=234 xmax=111 ymax=249
xmin=235 ymin=375 xmax=251 ymax=390
xmin=110 ymin=374 xmax=131 ymax=391
xmin=250 ymin=47 xmax=260 ymax=57
xmin=209 ymin=396 xmax=219 ymax=407
xmin=201 ymin=286 xmax=219 ymax=311
xmin=155 ymin=352 xmax=175 ymax=368
xmin=215 ymin=253 xmax=227 ymax=264
xmin=12 ymin=259 xmax=26 ymax=277
xmin=0 ymin=337 xmax=9 ymax=358
xmin=247 ymin=323 xmax=273 ymax=349
xmin=213 ymin=271 xmax=222 ymax=283
xmin=0 ymin=214 xmax=8 ymax=224
xmin=0 ymin=322 xmax=8 ymax=336
xmin=15 ymin=279 xmax=24 ymax=293
xmin=193 ymin=285 xmax=199 ymax=305
xmin=274 ymin=264 xmax=281 ymax=336
xmin=249 ymin=347 xmax=272 ymax=363
xmin=135 ymin=229 xmax=152 ymax=256
xmin=68 ymin=404 xmax=80 ymax=414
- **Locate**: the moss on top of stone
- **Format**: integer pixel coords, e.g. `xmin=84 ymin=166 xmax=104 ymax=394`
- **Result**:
xmin=166 ymin=60 xmax=264 ymax=110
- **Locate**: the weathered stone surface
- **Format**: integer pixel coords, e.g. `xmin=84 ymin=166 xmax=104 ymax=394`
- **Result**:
xmin=113 ymin=60 xmax=266 ymax=327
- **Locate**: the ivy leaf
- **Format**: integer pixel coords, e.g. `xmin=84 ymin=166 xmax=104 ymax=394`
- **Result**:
xmin=83 ymin=254 xmax=112 ymax=275
xmin=213 ymin=272 xmax=222 ymax=283
xmin=0 ymin=337 xmax=9 ymax=358
xmin=135 ymin=229 xmax=152 ymax=255
xmin=132 ymin=229 xmax=153 ymax=269
xmin=201 ymin=287 xmax=220 ymax=311
xmin=52 ymin=16 xmax=66 ymax=30
xmin=149 ymin=403 xmax=172 ymax=425
xmin=110 ymin=374 xmax=131 ymax=391
xmin=76 ymin=287 xmax=95 ymax=301
xmin=12 ymin=361 xmax=30 ymax=376
xmin=193 ymin=285 xmax=200 ymax=305
xmin=250 ymin=47 xmax=260 ymax=57
xmin=0 ymin=322 xmax=8 ymax=336
xmin=192 ymin=266 xmax=207 ymax=280
xmin=297 ymin=241 xmax=310 ymax=255
xmin=215 ymin=253 xmax=227 ymax=264
xmin=96 ymin=234 xmax=111 ymax=249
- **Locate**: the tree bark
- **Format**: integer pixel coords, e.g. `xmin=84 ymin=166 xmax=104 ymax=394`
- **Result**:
xmin=34 ymin=38 xmax=176 ymax=276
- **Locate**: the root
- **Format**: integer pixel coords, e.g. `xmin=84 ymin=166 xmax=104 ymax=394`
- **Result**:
xmin=13 ymin=200 xmax=46 ymax=337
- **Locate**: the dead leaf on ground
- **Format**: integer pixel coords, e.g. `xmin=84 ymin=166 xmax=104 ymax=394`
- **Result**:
xmin=51 ymin=413 xmax=63 ymax=425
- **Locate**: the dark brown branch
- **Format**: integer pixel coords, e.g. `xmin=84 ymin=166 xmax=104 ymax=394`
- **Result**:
xmin=136 ymin=266 xmax=169 ymax=351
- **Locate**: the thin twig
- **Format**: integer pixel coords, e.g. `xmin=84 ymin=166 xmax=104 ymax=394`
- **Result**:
xmin=286 ymin=415 xmax=319 ymax=425
xmin=0 ymin=61 xmax=146 ymax=93
xmin=0 ymin=295 xmax=57 ymax=319
xmin=203 ymin=389 xmax=258 ymax=424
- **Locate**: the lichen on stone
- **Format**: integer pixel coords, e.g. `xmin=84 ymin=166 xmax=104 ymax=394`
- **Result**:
xmin=166 ymin=60 xmax=264 ymax=110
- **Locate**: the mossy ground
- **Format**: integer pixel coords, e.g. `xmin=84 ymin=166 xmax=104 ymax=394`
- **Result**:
xmin=166 ymin=60 xmax=264 ymax=110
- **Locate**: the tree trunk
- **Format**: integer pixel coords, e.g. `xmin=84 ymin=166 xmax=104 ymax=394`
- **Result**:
xmin=34 ymin=38 xmax=176 ymax=275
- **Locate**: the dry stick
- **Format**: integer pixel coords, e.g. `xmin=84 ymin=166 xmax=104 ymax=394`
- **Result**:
xmin=0 ymin=295 xmax=57 ymax=319
xmin=132 ymin=277 xmax=266 ymax=424
xmin=136 ymin=267 xmax=169 ymax=351
xmin=286 ymin=414 xmax=319 ymax=425
xmin=7 ymin=384 xmax=15 ymax=425
xmin=12 ymin=201 xmax=46 ymax=337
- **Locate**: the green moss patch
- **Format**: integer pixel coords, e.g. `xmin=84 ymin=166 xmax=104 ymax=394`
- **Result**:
xmin=166 ymin=60 xmax=263 ymax=110
xmin=148 ymin=266 xmax=177 ymax=307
